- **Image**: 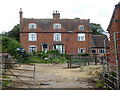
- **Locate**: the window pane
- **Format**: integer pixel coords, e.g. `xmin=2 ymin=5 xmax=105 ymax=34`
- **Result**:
xmin=78 ymin=48 xmax=85 ymax=53
xmin=29 ymin=23 xmax=37 ymax=29
xmin=29 ymin=46 xmax=37 ymax=52
xmin=54 ymin=33 xmax=61 ymax=41
xmin=92 ymin=50 xmax=96 ymax=53
xmin=29 ymin=33 xmax=37 ymax=41
xmin=79 ymin=25 xmax=84 ymax=31
xmin=53 ymin=24 xmax=61 ymax=29
xmin=78 ymin=33 xmax=85 ymax=41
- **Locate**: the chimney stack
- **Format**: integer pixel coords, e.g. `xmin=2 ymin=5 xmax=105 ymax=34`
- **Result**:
xmin=53 ymin=10 xmax=60 ymax=19
xmin=19 ymin=8 xmax=23 ymax=22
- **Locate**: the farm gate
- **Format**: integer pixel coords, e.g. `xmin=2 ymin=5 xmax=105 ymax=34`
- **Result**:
xmin=103 ymin=32 xmax=120 ymax=90
xmin=1 ymin=53 xmax=36 ymax=89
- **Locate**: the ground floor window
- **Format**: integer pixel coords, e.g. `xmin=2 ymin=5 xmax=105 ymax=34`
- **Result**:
xmin=78 ymin=48 xmax=86 ymax=53
xmin=29 ymin=45 xmax=37 ymax=52
xmin=92 ymin=49 xmax=97 ymax=54
xmin=98 ymin=49 xmax=105 ymax=54
xmin=53 ymin=45 xmax=64 ymax=53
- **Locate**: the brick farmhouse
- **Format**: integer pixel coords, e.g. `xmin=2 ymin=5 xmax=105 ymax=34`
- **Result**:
xmin=19 ymin=9 xmax=106 ymax=55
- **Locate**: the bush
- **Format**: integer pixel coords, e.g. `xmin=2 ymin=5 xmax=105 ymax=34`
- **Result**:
xmin=2 ymin=37 xmax=21 ymax=55
xmin=80 ymin=53 xmax=89 ymax=56
xmin=96 ymin=80 xmax=104 ymax=88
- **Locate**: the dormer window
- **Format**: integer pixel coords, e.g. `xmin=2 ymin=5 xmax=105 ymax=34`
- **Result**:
xmin=29 ymin=23 xmax=37 ymax=29
xmin=53 ymin=23 xmax=61 ymax=29
xmin=79 ymin=25 xmax=84 ymax=31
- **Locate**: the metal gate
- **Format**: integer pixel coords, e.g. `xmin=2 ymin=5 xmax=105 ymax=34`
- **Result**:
xmin=1 ymin=53 xmax=36 ymax=89
xmin=103 ymin=32 xmax=120 ymax=90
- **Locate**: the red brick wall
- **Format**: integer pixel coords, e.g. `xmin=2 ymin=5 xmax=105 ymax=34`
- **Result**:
xmin=108 ymin=4 xmax=120 ymax=66
xmin=20 ymin=19 xmax=91 ymax=54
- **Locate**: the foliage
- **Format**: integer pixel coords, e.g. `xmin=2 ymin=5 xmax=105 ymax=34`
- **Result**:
xmin=2 ymin=37 xmax=30 ymax=63
xmin=80 ymin=53 xmax=89 ymax=56
xmin=2 ymin=81 xmax=12 ymax=87
xmin=96 ymin=80 xmax=104 ymax=88
xmin=2 ymin=24 xmax=20 ymax=42
xmin=47 ymin=49 xmax=60 ymax=55
xmin=74 ymin=17 xmax=80 ymax=19
xmin=90 ymin=23 xmax=105 ymax=35
xmin=2 ymin=37 xmax=21 ymax=55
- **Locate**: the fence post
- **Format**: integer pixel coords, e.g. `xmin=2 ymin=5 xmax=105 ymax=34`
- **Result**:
xmin=70 ymin=56 xmax=72 ymax=68
xmin=114 ymin=33 xmax=119 ymax=90
xmin=33 ymin=64 xmax=36 ymax=88
xmin=95 ymin=56 xmax=97 ymax=65
xmin=88 ymin=56 xmax=90 ymax=65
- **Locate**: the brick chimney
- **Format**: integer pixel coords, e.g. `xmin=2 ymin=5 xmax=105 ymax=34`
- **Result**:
xmin=19 ymin=8 xmax=23 ymax=23
xmin=53 ymin=10 xmax=60 ymax=19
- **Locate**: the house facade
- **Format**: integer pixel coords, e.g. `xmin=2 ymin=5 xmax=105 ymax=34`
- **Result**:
xmin=19 ymin=9 xmax=106 ymax=55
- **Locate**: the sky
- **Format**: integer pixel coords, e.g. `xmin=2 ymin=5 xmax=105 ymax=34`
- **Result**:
xmin=0 ymin=0 xmax=120 ymax=33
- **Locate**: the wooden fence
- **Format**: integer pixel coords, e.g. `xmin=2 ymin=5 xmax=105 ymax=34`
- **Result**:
xmin=67 ymin=55 xmax=102 ymax=68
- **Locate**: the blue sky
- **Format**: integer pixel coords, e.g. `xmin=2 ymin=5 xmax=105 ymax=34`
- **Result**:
xmin=0 ymin=0 xmax=120 ymax=33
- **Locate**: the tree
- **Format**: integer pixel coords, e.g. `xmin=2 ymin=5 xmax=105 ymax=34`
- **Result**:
xmin=90 ymin=23 xmax=105 ymax=35
xmin=4 ymin=24 xmax=20 ymax=42
xmin=2 ymin=37 xmax=21 ymax=55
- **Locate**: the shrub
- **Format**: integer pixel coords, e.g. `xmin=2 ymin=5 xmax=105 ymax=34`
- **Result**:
xmin=96 ymin=80 xmax=104 ymax=88
xmin=80 ymin=53 xmax=89 ymax=56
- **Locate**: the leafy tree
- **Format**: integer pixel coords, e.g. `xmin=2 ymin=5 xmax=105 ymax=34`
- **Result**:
xmin=2 ymin=37 xmax=21 ymax=55
xmin=8 ymin=24 xmax=20 ymax=41
xmin=3 ymin=24 xmax=20 ymax=42
xmin=90 ymin=23 xmax=105 ymax=35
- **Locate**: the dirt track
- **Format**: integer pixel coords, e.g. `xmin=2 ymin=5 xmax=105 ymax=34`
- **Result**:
xmin=9 ymin=63 xmax=103 ymax=88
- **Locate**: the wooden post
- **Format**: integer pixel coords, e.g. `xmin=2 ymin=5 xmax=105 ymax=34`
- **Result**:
xmin=95 ymin=56 xmax=97 ymax=65
xmin=70 ymin=56 xmax=72 ymax=68
xmin=88 ymin=57 xmax=90 ymax=65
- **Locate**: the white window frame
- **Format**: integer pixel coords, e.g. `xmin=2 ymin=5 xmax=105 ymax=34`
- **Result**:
xmin=29 ymin=23 xmax=37 ymax=29
xmin=98 ymin=49 xmax=105 ymax=54
xmin=78 ymin=48 xmax=86 ymax=53
xmin=79 ymin=25 xmax=84 ymax=31
xmin=29 ymin=45 xmax=37 ymax=52
xmin=78 ymin=33 xmax=85 ymax=41
xmin=53 ymin=23 xmax=61 ymax=29
xmin=53 ymin=45 xmax=64 ymax=53
xmin=29 ymin=33 xmax=37 ymax=41
xmin=92 ymin=49 xmax=97 ymax=54
xmin=54 ymin=33 xmax=61 ymax=41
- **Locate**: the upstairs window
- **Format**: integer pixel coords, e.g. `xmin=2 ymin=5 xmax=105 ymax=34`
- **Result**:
xmin=53 ymin=23 xmax=61 ymax=29
xmin=29 ymin=23 xmax=37 ymax=29
xmin=79 ymin=25 xmax=84 ymax=31
xmin=78 ymin=48 xmax=86 ymax=53
xmin=29 ymin=33 xmax=37 ymax=41
xmin=54 ymin=33 xmax=61 ymax=41
xmin=78 ymin=33 xmax=85 ymax=41
xmin=29 ymin=45 xmax=37 ymax=52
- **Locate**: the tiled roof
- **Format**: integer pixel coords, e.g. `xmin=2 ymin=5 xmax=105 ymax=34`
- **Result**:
xmin=21 ymin=18 xmax=91 ymax=32
xmin=92 ymin=35 xmax=109 ymax=48
xmin=107 ymin=3 xmax=120 ymax=31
